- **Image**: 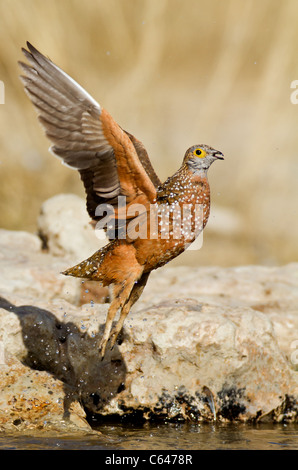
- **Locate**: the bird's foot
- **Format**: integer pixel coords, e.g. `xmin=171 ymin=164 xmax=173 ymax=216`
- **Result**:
xmin=109 ymin=329 xmax=120 ymax=350
xmin=99 ymin=329 xmax=122 ymax=359
xmin=98 ymin=337 xmax=109 ymax=360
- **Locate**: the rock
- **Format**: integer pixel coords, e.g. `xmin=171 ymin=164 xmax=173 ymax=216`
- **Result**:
xmin=141 ymin=264 xmax=298 ymax=362
xmin=0 ymin=226 xmax=107 ymax=307
xmin=0 ymin=199 xmax=297 ymax=429
xmin=0 ymin=293 xmax=94 ymax=434
xmin=0 ymin=279 xmax=297 ymax=425
xmin=0 ymin=354 xmax=91 ymax=433
xmin=36 ymin=194 xmax=110 ymax=305
xmin=0 ymin=228 xmax=79 ymax=304
xmin=37 ymin=194 xmax=106 ymax=261
xmin=104 ymin=300 xmax=298 ymax=422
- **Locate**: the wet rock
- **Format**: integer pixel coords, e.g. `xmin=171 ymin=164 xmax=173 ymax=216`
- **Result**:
xmin=0 ymin=354 xmax=90 ymax=433
xmin=0 ymin=290 xmax=297 ymax=425
xmin=0 ymin=202 xmax=297 ymax=428
xmin=97 ymin=299 xmax=298 ymax=423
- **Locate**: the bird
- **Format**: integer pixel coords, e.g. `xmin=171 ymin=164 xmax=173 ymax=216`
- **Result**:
xmin=19 ymin=42 xmax=224 ymax=357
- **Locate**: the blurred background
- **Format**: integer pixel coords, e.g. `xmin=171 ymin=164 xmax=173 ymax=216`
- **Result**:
xmin=0 ymin=0 xmax=297 ymax=267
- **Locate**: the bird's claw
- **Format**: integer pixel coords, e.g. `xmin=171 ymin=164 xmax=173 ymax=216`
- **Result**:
xmin=98 ymin=329 xmax=120 ymax=359
xmin=98 ymin=337 xmax=109 ymax=360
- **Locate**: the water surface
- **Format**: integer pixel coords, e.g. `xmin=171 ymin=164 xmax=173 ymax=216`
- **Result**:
xmin=0 ymin=422 xmax=297 ymax=450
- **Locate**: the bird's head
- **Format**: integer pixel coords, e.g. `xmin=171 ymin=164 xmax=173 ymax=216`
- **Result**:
xmin=184 ymin=144 xmax=224 ymax=172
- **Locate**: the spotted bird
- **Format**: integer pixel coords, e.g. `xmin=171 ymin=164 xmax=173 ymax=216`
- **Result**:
xmin=19 ymin=42 xmax=224 ymax=357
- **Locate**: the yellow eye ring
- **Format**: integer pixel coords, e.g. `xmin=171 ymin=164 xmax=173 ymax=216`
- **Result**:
xmin=194 ymin=148 xmax=206 ymax=158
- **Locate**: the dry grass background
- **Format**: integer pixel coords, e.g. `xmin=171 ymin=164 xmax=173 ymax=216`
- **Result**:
xmin=0 ymin=0 xmax=297 ymax=267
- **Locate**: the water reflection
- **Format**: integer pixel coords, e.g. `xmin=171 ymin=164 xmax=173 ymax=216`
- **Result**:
xmin=1 ymin=422 xmax=296 ymax=450
xmin=96 ymin=421 xmax=298 ymax=450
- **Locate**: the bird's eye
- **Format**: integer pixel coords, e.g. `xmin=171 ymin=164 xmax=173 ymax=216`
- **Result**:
xmin=194 ymin=148 xmax=206 ymax=158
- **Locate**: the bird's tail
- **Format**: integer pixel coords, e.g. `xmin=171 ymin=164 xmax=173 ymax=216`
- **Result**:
xmin=62 ymin=257 xmax=98 ymax=279
xmin=62 ymin=244 xmax=111 ymax=280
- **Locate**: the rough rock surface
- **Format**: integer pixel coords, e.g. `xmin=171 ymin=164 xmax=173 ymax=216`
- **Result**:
xmin=0 ymin=354 xmax=90 ymax=433
xmin=0 ymin=195 xmax=297 ymax=433
xmin=37 ymin=193 xmax=106 ymax=261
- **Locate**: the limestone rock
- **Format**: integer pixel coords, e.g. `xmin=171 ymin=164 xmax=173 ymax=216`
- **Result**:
xmin=37 ymin=194 xmax=106 ymax=261
xmin=0 ymin=202 xmax=297 ymax=428
xmin=141 ymin=264 xmax=298 ymax=362
xmin=0 ymin=291 xmax=297 ymax=425
xmin=0 ymin=354 xmax=90 ymax=433
xmin=0 ymin=228 xmax=81 ymax=305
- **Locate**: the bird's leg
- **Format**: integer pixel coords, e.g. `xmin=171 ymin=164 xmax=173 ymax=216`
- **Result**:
xmin=99 ymin=277 xmax=138 ymax=358
xmin=98 ymin=283 xmax=125 ymax=358
xmin=109 ymin=272 xmax=150 ymax=350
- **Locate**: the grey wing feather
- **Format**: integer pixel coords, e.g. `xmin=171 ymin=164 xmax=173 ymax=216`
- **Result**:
xmin=19 ymin=42 xmax=160 ymax=232
xmin=19 ymin=42 xmax=121 ymax=210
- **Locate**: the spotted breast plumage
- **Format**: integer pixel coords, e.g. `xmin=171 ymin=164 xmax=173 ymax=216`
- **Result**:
xmin=19 ymin=42 xmax=224 ymax=357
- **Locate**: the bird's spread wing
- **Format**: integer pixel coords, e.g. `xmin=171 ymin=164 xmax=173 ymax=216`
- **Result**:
xmin=19 ymin=42 xmax=161 ymax=238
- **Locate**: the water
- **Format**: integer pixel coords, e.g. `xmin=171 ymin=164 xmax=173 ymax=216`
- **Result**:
xmin=0 ymin=422 xmax=297 ymax=450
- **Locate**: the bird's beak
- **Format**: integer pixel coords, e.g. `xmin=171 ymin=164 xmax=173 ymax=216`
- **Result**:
xmin=212 ymin=150 xmax=224 ymax=160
